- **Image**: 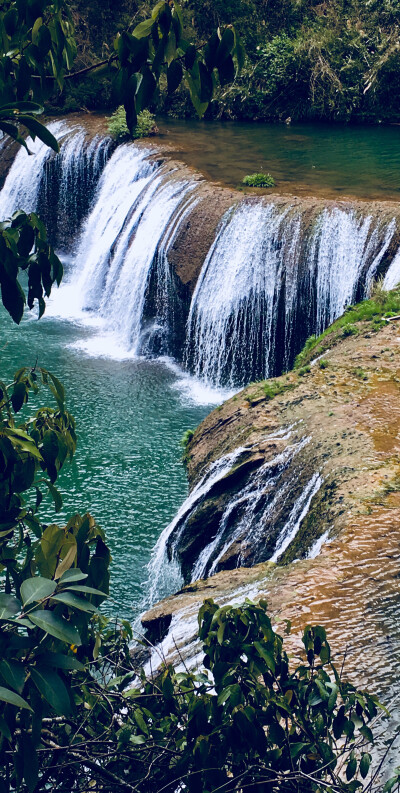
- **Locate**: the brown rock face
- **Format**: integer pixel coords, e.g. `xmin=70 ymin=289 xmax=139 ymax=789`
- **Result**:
xmin=141 ymin=319 xmax=400 ymax=697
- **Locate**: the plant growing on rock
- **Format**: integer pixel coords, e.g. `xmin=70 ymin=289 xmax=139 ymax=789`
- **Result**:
xmin=242 ymin=172 xmax=275 ymax=187
xmin=107 ymin=106 xmax=158 ymax=141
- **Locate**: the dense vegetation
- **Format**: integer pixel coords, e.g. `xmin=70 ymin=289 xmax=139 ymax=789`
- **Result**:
xmin=61 ymin=0 xmax=400 ymax=122
xmin=1 ymin=0 xmax=400 ymax=790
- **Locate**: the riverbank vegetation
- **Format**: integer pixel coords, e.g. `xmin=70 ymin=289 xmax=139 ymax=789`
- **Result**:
xmin=294 ymin=284 xmax=400 ymax=369
xmin=62 ymin=0 xmax=400 ymax=123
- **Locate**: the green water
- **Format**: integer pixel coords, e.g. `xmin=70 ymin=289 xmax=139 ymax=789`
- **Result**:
xmin=1 ymin=307 xmax=209 ymax=620
xmin=159 ymin=118 xmax=400 ymax=200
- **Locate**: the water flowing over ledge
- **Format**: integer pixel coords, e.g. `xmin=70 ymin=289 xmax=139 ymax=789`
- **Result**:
xmin=2 ymin=119 xmax=400 ymax=390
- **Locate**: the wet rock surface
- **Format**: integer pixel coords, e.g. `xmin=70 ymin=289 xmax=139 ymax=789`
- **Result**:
xmin=142 ymin=320 xmax=400 ymax=701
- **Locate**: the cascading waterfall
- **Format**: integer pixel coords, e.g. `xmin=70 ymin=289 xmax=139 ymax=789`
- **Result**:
xmin=313 ymin=211 xmax=396 ymax=333
xmin=146 ymin=446 xmax=249 ymax=605
xmin=185 ymin=201 xmax=399 ymax=387
xmin=69 ymin=144 xmax=199 ymax=356
xmin=147 ymin=426 xmax=323 ymax=605
xmin=2 ymin=121 xmax=400 ymax=385
xmin=0 ymin=121 xmax=113 ymax=249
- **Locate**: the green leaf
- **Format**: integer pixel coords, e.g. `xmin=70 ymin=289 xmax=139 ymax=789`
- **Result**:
xmin=185 ymin=74 xmax=208 ymax=118
xmin=20 ymin=576 xmax=56 ymax=606
xmin=132 ymin=18 xmax=154 ymax=39
xmin=11 ymin=380 xmax=27 ymax=413
xmin=218 ymin=55 xmax=235 ymax=87
xmin=216 ymin=28 xmax=234 ymax=66
xmin=46 ymin=480 xmax=62 ymax=512
xmin=39 ymin=653 xmax=84 ymax=672
xmin=290 ymin=742 xmax=308 ymax=760
xmin=185 ymin=44 xmax=196 ymax=70
xmin=0 ymin=660 xmax=25 ymax=694
xmin=0 ymin=593 xmax=21 ymax=619
xmin=199 ymin=62 xmax=213 ymax=103
xmin=28 ymin=610 xmax=82 ymax=646
xmin=51 ymin=592 xmax=99 ymax=614
xmin=17 ymin=116 xmax=59 ymax=153
xmin=30 ymin=668 xmax=71 ymax=716
xmin=0 ymin=102 xmax=44 ymax=115
xmin=360 ymin=753 xmax=372 ymax=779
xmin=59 ymin=568 xmax=88 ymax=584
xmin=134 ymin=709 xmax=149 ymax=735
xmin=64 ymin=585 xmax=108 ymax=597
xmin=346 ymin=756 xmax=358 ymax=781
xmin=0 ymin=686 xmax=32 ymax=711
xmin=167 ymin=60 xmax=182 ymax=94
xmin=135 ymin=67 xmax=156 ymax=114
xmin=0 ymin=121 xmax=29 ymax=151
xmin=254 ymin=641 xmax=275 ymax=673
xmin=0 ymin=714 xmax=11 ymax=741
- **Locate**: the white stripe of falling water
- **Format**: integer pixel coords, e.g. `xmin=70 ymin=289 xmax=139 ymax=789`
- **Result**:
xmin=0 ymin=120 xmax=69 ymax=217
xmin=151 ymin=191 xmax=201 ymax=329
xmin=307 ymin=528 xmax=331 ymax=559
xmin=313 ymin=210 xmax=396 ymax=334
xmin=269 ymin=472 xmax=323 ymax=562
xmin=364 ymin=218 xmax=396 ymax=293
xmin=384 ymin=246 xmax=400 ymax=290
xmin=146 ymin=446 xmax=250 ymax=608
xmin=71 ymin=145 xmax=157 ymax=312
xmin=185 ymin=202 xmax=293 ymax=387
xmin=97 ymin=175 xmax=198 ymax=354
xmin=57 ymin=131 xmax=112 ymax=229
xmin=194 ymin=434 xmax=310 ymax=581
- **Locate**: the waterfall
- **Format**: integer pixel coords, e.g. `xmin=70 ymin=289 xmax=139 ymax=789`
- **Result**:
xmin=313 ymin=211 xmax=396 ymax=333
xmin=384 ymin=248 xmax=400 ymax=290
xmin=146 ymin=446 xmax=249 ymax=605
xmin=2 ymin=122 xmax=400 ymax=386
xmin=62 ymin=143 xmax=201 ymax=357
xmin=0 ymin=121 xmax=113 ymax=248
xmin=146 ymin=426 xmax=322 ymax=604
xmin=185 ymin=201 xmax=399 ymax=387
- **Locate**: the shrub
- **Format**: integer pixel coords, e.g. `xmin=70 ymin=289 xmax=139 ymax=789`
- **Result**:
xmin=134 ymin=108 xmax=159 ymax=138
xmin=319 ymin=358 xmax=329 ymax=369
xmin=342 ymin=324 xmax=358 ymax=337
xmin=242 ymin=172 xmax=275 ymax=187
xmin=107 ymin=107 xmax=158 ymax=142
xmin=181 ymin=428 xmax=195 ymax=449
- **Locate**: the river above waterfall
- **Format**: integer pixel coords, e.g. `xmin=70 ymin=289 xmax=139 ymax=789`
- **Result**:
xmin=158 ymin=117 xmax=400 ymax=200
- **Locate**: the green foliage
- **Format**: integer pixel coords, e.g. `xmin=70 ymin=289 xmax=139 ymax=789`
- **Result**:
xmin=298 ymin=365 xmax=311 ymax=376
xmin=242 ymin=171 xmax=275 ymax=188
xmin=107 ymin=105 xmax=158 ymax=141
xmin=263 ymin=379 xmax=289 ymax=400
xmin=319 ymin=358 xmax=329 ymax=369
xmin=0 ymin=0 xmax=76 ymax=150
xmin=0 ymin=211 xmax=63 ymax=324
xmin=342 ymin=324 xmax=358 ymax=337
xmin=135 ymin=108 xmax=158 ymax=138
xmin=181 ymin=428 xmax=194 ymax=448
xmin=107 ymin=104 xmax=130 ymax=140
xmin=353 ymin=367 xmax=368 ymax=381
xmin=181 ymin=0 xmax=400 ymax=122
xmin=53 ymin=598 xmax=380 ymax=793
xmin=0 ymin=596 xmax=385 ymax=791
xmin=295 ymin=286 xmax=400 ymax=368
xmin=106 ymin=1 xmax=244 ymax=129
